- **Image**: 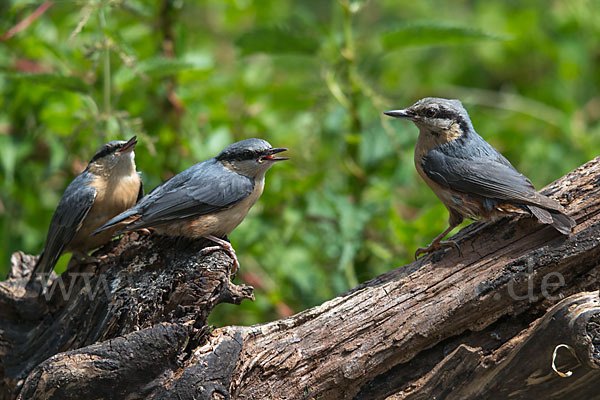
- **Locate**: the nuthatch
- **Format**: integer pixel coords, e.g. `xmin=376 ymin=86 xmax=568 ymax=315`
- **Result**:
xmin=384 ymin=97 xmax=575 ymax=259
xmin=28 ymin=136 xmax=142 ymax=288
xmin=93 ymin=138 xmax=288 ymax=274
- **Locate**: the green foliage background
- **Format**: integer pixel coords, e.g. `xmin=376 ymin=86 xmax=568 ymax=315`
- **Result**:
xmin=1 ymin=0 xmax=598 ymax=325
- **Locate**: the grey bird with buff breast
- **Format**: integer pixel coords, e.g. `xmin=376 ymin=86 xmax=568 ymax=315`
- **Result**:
xmin=93 ymin=138 xmax=289 ymax=274
xmin=384 ymin=97 xmax=575 ymax=259
xmin=28 ymin=136 xmax=142 ymax=290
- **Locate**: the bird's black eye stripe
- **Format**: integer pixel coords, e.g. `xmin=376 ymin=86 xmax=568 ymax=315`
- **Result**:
xmin=90 ymin=144 xmax=116 ymax=163
xmin=217 ymin=149 xmax=264 ymax=161
xmin=88 ymin=140 xmax=128 ymax=163
xmin=437 ymin=108 xmax=455 ymax=120
xmin=424 ymin=107 xmax=458 ymax=121
xmin=242 ymin=150 xmax=261 ymax=160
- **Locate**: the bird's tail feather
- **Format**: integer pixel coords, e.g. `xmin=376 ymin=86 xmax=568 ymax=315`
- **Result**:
xmin=528 ymin=205 xmax=575 ymax=235
xmin=92 ymin=209 xmax=138 ymax=236
xmin=528 ymin=205 xmax=553 ymax=224
xmin=26 ymin=251 xmax=54 ymax=290
xmin=549 ymin=210 xmax=576 ymax=235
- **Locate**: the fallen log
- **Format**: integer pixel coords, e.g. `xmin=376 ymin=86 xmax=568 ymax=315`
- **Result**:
xmin=2 ymin=157 xmax=600 ymax=399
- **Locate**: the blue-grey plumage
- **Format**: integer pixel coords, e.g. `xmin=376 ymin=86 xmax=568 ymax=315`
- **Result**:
xmin=385 ymin=97 xmax=576 ymax=259
xmin=93 ymin=138 xmax=289 ymax=274
xmin=28 ymin=136 xmax=142 ymax=289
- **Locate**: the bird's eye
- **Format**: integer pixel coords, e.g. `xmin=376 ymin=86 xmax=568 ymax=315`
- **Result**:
xmin=425 ymin=108 xmax=437 ymax=118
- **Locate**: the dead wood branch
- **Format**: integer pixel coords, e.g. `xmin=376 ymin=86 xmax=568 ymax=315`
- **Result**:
xmin=2 ymin=157 xmax=600 ymax=399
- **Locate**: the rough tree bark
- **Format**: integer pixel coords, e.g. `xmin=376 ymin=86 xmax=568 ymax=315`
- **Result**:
xmin=1 ymin=157 xmax=600 ymax=400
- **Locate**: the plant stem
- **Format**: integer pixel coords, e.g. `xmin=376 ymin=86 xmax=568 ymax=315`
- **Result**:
xmin=98 ymin=4 xmax=110 ymax=118
xmin=340 ymin=1 xmax=365 ymax=200
xmin=338 ymin=0 xmax=364 ymax=289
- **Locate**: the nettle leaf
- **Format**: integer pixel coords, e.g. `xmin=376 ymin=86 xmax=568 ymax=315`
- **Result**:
xmin=6 ymin=73 xmax=90 ymax=93
xmin=382 ymin=21 xmax=505 ymax=49
xmin=235 ymin=27 xmax=319 ymax=56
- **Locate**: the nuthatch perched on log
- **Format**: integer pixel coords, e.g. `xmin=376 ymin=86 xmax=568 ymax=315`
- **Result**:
xmin=94 ymin=138 xmax=288 ymax=274
xmin=384 ymin=97 xmax=575 ymax=259
xmin=29 ymin=136 xmax=142 ymax=288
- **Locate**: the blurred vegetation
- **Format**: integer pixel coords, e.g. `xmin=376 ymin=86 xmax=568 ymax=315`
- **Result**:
xmin=1 ymin=0 xmax=599 ymax=326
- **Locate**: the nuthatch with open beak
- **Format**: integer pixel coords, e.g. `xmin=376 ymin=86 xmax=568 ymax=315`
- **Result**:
xmin=28 ymin=136 xmax=142 ymax=288
xmin=384 ymin=97 xmax=575 ymax=259
xmin=93 ymin=138 xmax=288 ymax=274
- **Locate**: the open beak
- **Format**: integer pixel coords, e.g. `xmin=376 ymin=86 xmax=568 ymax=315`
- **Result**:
xmin=263 ymin=147 xmax=289 ymax=162
xmin=383 ymin=109 xmax=415 ymax=119
xmin=119 ymin=136 xmax=138 ymax=154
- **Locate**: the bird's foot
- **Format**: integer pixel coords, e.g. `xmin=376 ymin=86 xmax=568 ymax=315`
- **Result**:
xmin=202 ymin=235 xmax=240 ymax=276
xmin=415 ymin=240 xmax=462 ymax=260
xmin=72 ymin=253 xmax=107 ymax=265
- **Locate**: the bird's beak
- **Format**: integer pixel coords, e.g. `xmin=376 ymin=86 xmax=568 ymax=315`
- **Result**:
xmin=118 ymin=136 xmax=138 ymax=154
xmin=263 ymin=147 xmax=290 ymax=162
xmin=383 ymin=109 xmax=415 ymax=119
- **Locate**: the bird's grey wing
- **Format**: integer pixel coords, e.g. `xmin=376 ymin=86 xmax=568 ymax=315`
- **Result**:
xmin=422 ymin=148 xmax=563 ymax=211
xmin=125 ymin=160 xmax=255 ymax=230
xmin=33 ymin=174 xmax=97 ymax=275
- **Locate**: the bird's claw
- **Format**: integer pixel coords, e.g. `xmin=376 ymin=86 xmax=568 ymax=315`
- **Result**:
xmin=414 ymin=240 xmax=462 ymax=260
xmin=201 ymin=236 xmax=240 ymax=277
xmin=72 ymin=253 xmax=107 ymax=265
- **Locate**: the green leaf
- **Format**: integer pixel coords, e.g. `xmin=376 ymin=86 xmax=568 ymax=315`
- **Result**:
xmin=235 ymin=27 xmax=319 ymax=56
xmin=114 ymin=56 xmax=213 ymax=85
xmin=381 ymin=21 xmax=505 ymax=49
xmin=0 ymin=136 xmax=18 ymax=184
xmin=359 ymin=123 xmax=395 ymax=167
xmin=5 ymin=73 xmax=90 ymax=93
xmin=140 ymin=57 xmax=212 ymax=77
